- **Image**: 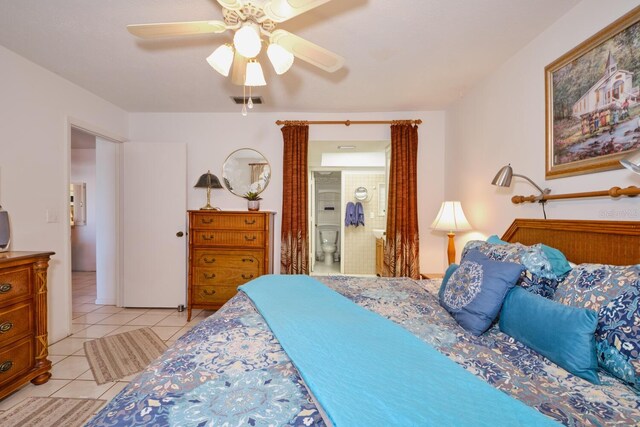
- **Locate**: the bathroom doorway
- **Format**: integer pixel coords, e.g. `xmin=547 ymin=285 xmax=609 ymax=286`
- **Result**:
xmin=311 ymin=171 xmax=342 ymax=275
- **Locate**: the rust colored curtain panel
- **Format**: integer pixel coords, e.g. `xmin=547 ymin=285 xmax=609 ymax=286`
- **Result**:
xmin=384 ymin=122 xmax=420 ymax=279
xmin=280 ymin=123 xmax=309 ymax=274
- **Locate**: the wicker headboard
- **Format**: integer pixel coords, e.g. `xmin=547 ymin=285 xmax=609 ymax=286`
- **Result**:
xmin=501 ymin=219 xmax=640 ymax=265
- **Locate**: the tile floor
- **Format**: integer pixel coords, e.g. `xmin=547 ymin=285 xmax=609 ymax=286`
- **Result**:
xmin=0 ymin=271 xmax=213 ymax=418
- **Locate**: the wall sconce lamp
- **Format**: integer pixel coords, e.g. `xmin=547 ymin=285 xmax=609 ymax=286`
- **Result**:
xmin=491 ymin=164 xmax=551 ymax=197
xmin=194 ymin=170 xmax=223 ymax=210
xmin=431 ymin=201 xmax=472 ymax=265
xmin=621 ymin=149 xmax=640 ymax=174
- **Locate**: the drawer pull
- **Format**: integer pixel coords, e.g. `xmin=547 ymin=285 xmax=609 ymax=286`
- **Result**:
xmin=244 ymin=235 xmax=257 ymax=242
xmin=242 ymin=258 xmax=254 ymax=263
xmin=202 ymin=218 xmax=214 ymax=224
xmin=0 ymin=283 xmax=12 ymax=294
xmin=204 ymin=273 xmax=216 ymax=279
xmin=203 ymin=257 xmax=216 ymax=264
xmin=202 ymin=289 xmax=216 ymax=296
xmin=0 ymin=361 xmax=13 ymax=373
xmin=0 ymin=322 xmax=13 ymax=334
xmin=244 ymin=219 xmax=256 ymax=225
xmin=242 ymin=274 xmax=254 ymax=280
xmin=202 ymin=235 xmax=214 ymax=241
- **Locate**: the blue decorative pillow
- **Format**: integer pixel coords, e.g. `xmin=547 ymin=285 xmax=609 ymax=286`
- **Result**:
xmin=486 ymin=236 xmax=572 ymax=279
xmin=554 ymin=263 xmax=640 ymax=390
xmin=439 ymin=249 xmax=524 ymax=336
xmin=500 ymin=287 xmax=600 ymax=384
xmin=463 ymin=240 xmax=560 ymax=298
xmin=438 ymin=263 xmax=459 ymax=301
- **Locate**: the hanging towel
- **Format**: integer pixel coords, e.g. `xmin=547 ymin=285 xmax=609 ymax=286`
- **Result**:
xmin=356 ymin=202 xmax=365 ymax=227
xmin=345 ymin=202 xmax=356 ymax=227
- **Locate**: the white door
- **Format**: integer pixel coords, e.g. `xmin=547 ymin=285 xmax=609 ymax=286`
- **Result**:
xmin=122 ymin=142 xmax=187 ymax=307
xmin=309 ymin=171 xmax=316 ymax=272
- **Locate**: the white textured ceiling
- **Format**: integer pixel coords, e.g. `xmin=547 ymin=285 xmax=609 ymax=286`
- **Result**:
xmin=0 ymin=0 xmax=580 ymax=112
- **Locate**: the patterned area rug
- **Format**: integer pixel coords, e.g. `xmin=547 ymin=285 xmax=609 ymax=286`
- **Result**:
xmin=84 ymin=327 xmax=167 ymax=384
xmin=0 ymin=397 xmax=105 ymax=427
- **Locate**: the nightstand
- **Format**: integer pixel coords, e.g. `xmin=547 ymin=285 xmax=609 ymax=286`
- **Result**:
xmin=420 ymin=273 xmax=444 ymax=280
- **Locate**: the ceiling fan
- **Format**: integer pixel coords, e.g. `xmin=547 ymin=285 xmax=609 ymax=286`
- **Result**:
xmin=127 ymin=0 xmax=345 ymax=86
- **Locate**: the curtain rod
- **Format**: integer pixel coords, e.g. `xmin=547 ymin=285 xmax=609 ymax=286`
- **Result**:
xmin=511 ymin=186 xmax=640 ymax=204
xmin=275 ymin=119 xmax=422 ymax=126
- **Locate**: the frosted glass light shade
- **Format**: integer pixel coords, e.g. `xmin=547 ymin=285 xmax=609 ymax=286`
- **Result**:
xmin=621 ymin=148 xmax=640 ymax=174
xmin=267 ymin=43 xmax=294 ymax=75
xmin=206 ymin=44 xmax=234 ymax=77
xmin=245 ymin=60 xmax=266 ymax=86
xmin=233 ymin=23 xmax=262 ymax=58
xmin=431 ymin=201 xmax=472 ymax=232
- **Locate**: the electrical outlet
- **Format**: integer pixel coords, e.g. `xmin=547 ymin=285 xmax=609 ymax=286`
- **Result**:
xmin=46 ymin=209 xmax=59 ymax=223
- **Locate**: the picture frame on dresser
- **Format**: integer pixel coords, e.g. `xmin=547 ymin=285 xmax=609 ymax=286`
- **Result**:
xmin=187 ymin=211 xmax=275 ymax=321
xmin=545 ymin=6 xmax=640 ymax=179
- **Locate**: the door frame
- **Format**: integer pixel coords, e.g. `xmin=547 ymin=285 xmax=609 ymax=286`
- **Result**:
xmin=65 ymin=118 xmax=127 ymax=333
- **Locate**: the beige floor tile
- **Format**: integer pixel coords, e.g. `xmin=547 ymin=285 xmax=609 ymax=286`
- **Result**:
xmin=73 ymin=347 xmax=87 ymax=356
xmin=142 ymin=308 xmax=178 ymax=314
xmin=72 ymin=312 xmax=112 ymax=324
xmin=164 ymin=339 xmax=177 ymax=347
xmin=51 ymin=380 xmax=114 ymax=399
xmin=73 ymin=303 xmax=102 ymax=313
xmin=126 ymin=313 xmax=168 ymax=326
xmin=77 ymin=369 xmax=97 ymax=381
xmin=168 ymin=325 xmax=193 ymax=341
xmin=51 ymin=356 xmax=90 ymax=380
xmin=107 ymin=325 xmax=147 ymax=336
xmin=97 ymin=313 xmax=143 ymax=325
xmin=49 ymin=337 xmax=90 ymax=356
xmin=49 ymin=355 xmax=67 ymax=365
xmin=99 ymin=382 xmax=129 ymax=402
xmin=155 ymin=315 xmax=189 ymax=327
xmin=151 ymin=326 xmax=182 ymax=340
xmin=120 ymin=373 xmax=138 ymax=382
xmin=92 ymin=305 xmax=124 ymax=314
xmin=71 ymin=323 xmax=89 ymax=334
xmin=0 ymin=380 xmax=71 ymax=410
xmin=74 ymin=295 xmax=96 ymax=304
xmin=120 ymin=308 xmax=150 ymax=314
xmin=71 ymin=324 xmax=120 ymax=339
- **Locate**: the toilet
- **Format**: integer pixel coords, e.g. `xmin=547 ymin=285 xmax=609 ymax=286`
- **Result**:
xmin=318 ymin=226 xmax=339 ymax=266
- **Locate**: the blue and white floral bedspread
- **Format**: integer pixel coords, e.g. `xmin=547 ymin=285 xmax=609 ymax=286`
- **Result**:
xmin=86 ymin=276 xmax=640 ymax=426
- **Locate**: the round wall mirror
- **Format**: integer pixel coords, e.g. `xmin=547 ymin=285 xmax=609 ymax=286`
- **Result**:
xmin=354 ymin=186 xmax=368 ymax=201
xmin=222 ymin=148 xmax=271 ymax=197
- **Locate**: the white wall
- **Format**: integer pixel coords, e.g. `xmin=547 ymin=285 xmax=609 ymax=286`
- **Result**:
xmin=445 ymin=0 xmax=640 ymax=259
xmin=129 ymin=111 xmax=447 ymax=274
xmin=70 ymin=149 xmax=96 ymax=271
xmin=0 ymin=45 xmax=128 ymax=342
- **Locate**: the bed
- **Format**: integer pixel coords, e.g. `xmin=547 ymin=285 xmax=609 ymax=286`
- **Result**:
xmin=86 ymin=219 xmax=640 ymax=426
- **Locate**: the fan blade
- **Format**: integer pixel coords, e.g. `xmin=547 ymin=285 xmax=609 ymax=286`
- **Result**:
xmin=263 ymin=0 xmax=332 ymax=23
xmin=270 ymin=29 xmax=344 ymax=72
xmin=216 ymin=0 xmax=243 ymax=10
xmin=231 ymin=51 xmax=249 ymax=86
xmin=127 ymin=21 xmax=227 ymax=39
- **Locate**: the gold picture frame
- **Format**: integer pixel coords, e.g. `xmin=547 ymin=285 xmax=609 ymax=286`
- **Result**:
xmin=545 ymin=6 xmax=640 ymax=179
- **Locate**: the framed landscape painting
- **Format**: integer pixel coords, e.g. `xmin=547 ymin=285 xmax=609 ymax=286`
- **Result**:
xmin=545 ymin=6 xmax=640 ymax=179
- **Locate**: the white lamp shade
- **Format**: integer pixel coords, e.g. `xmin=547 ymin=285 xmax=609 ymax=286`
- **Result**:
xmin=621 ymin=148 xmax=640 ymax=174
xmin=267 ymin=43 xmax=294 ymax=75
xmin=233 ymin=23 xmax=262 ymax=58
xmin=431 ymin=201 xmax=472 ymax=232
xmin=206 ymin=44 xmax=234 ymax=77
xmin=245 ymin=60 xmax=267 ymax=86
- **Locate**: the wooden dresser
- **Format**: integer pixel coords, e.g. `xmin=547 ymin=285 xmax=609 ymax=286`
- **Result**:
xmin=187 ymin=211 xmax=275 ymax=320
xmin=0 ymin=251 xmax=54 ymax=400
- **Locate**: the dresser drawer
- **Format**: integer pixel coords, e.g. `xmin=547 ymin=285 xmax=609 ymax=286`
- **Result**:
xmin=0 ymin=301 xmax=33 ymax=344
xmin=194 ymin=231 xmax=265 ymax=247
xmin=194 ymin=266 xmax=259 ymax=286
xmin=193 ymin=214 xmax=265 ymax=230
xmin=192 ymin=285 xmax=239 ymax=305
xmin=0 ymin=266 xmax=31 ymax=304
xmin=193 ymin=250 xmax=263 ymax=269
xmin=0 ymin=335 xmax=33 ymax=388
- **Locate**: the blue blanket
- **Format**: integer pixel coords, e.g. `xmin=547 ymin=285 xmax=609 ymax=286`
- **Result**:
xmin=240 ymin=275 xmax=558 ymax=427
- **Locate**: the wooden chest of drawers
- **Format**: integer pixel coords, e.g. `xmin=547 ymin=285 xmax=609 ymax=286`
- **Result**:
xmin=0 ymin=251 xmax=54 ymax=400
xmin=187 ymin=211 xmax=274 ymax=320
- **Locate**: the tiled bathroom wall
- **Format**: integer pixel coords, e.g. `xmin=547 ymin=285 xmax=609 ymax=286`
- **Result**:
xmin=343 ymin=172 xmax=386 ymax=275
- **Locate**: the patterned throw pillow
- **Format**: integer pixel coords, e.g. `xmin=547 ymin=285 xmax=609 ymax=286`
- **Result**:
xmin=439 ymin=249 xmax=524 ymax=336
xmin=554 ymin=263 xmax=640 ymax=390
xmin=461 ymin=241 xmax=560 ymax=298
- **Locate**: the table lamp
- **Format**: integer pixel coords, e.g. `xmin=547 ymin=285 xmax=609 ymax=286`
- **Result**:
xmin=431 ymin=201 xmax=472 ymax=265
xmin=194 ymin=170 xmax=223 ymax=210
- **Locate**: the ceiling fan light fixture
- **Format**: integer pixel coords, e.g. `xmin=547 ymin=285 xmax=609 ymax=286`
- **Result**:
xmin=206 ymin=44 xmax=234 ymax=77
xmin=233 ymin=22 xmax=262 ymax=58
xmin=267 ymin=43 xmax=294 ymax=75
xmin=245 ymin=59 xmax=267 ymax=86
